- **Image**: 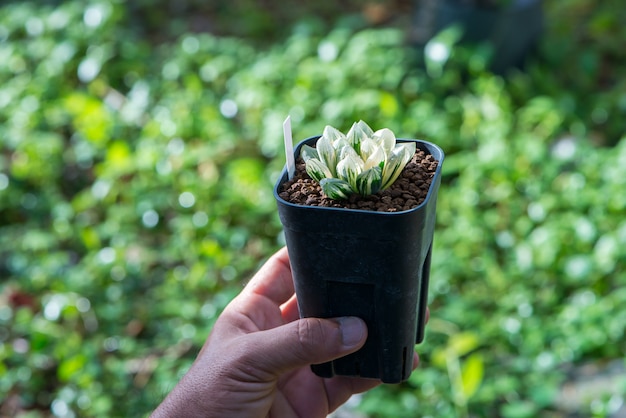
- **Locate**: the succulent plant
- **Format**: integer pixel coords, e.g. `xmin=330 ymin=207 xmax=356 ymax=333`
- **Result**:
xmin=301 ymin=120 xmax=416 ymax=200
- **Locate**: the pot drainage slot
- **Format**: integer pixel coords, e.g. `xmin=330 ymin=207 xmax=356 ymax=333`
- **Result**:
xmin=402 ymin=346 xmax=408 ymax=377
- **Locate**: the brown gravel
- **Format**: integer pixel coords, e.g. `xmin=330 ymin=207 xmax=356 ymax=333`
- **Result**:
xmin=278 ymin=149 xmax=439 ymax=212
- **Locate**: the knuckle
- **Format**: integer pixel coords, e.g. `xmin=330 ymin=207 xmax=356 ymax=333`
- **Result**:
xmin=296 ymin=318 xmax=338 ymax=355
xmin=297 ymin=318 xmax=320 ymax=348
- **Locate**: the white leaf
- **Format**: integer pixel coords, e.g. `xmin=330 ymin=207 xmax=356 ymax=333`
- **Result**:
xmin=372 ymin=128 xmax=396 ymax=155
xmin=397 ymin=142 xmax=417 ymax=166
xmin=359 ymin=138 xmax=378 ymax=161
xmin=322 ymin=125 xmax=346 ymax=142
xmin=336 ymin=153 xmax=362 ymax=190
xmin=316 ymin=135 xmax=336 ymax=176
xmin=346 ymin=120 xmax=373 ymax=154
xmin=381 ymin=142 xmax=416 ymax=190
xmin=300 ymin=145 xmax=319 ymax=162
xmin=355 ymin=120 xmax=374 ymax=137
xmin=363 ymin=145 xmax=385 ymax=170
xmin=338 ymin=144 xmax=362 ymax=168
xmin=333 ymin=137 xmax=350 ymax=150
xmin=305 ymin=158 xmax=332 ymax=182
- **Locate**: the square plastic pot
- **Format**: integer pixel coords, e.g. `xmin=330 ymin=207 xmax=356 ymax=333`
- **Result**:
xmin=273 ymin=136 xmax=444 ymax=383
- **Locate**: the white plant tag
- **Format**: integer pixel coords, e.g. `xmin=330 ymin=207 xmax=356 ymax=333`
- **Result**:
xmin=283 ymin=115 xmax=295 ymax=180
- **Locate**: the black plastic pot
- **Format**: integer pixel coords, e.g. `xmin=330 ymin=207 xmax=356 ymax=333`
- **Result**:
xmin=273 ymin=136 xmax=444 ymax=383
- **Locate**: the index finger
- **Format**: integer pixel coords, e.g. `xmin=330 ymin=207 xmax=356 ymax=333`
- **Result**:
xmin=243 ymin=247 xmax=295 ymax=305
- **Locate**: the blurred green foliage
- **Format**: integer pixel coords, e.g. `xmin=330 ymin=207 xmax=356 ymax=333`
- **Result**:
xmin=1 ymin=0 xmax=625 ymax=417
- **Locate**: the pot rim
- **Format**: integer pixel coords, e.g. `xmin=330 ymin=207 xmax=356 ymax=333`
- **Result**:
xmin=273 ymin=136 xmax=445 ymax=215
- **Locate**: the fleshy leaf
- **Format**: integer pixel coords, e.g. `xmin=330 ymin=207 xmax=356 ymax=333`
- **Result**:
xmin=359 ymin=138 xmax=378 ymax=161
xmin=300 ymin=122 xmax=415 ymax=198
xmin=322 ymin=125 xmax=346 ymax=142
xmin=398 ymin=142 xmax=417 ymax=166
xmin=316 ymin=135 xmax=337 ymax=177
xmin=356 ymin=166 xmax=382 ymax=196
xmin=300 ymin=145 xmax=319 ymax=162
xmin=305 ymin=158 xmax=332 ymax=183
xmin=381 ymin=142 xmax=416 ymax=189
xmin=333 ymin=137 xmax=350 ymax=149
xmin=356 ymin=120 xmax=374 ymax=137
xmin=372 ymin=128 xmax=396 ymax=155
xmin=346 ymin=120 xmax=373 ymax=155
xmin=363 ymin=145 xmax=385 ymax=171
xmin=336 ymin=153 xmax=362 ymax=190
xmin=338 ymin=144 xmax=363 ymax=169
xmin=320 ymin=178 xmax=353 ymax=200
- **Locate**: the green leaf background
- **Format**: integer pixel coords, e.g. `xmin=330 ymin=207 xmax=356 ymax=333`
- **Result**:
xmin=1 ymin=0 xmax=626 ymax=417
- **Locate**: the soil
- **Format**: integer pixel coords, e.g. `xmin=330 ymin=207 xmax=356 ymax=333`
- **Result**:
xmin=278 ymin=149 xmax=439 ymax=212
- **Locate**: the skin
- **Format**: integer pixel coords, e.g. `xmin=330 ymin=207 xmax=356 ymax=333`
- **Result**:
xmin=151 ymin=247 xmax=422 ymax=418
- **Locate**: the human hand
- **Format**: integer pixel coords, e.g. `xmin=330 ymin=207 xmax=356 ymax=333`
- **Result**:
xmin=151 ymin=247 xmax=421 ymax=418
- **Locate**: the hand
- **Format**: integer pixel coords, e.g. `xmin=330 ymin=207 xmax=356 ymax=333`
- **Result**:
xmin=151 ymin=247 xmax=420 ymax=418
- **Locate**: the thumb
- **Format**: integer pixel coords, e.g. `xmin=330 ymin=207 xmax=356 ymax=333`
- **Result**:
xmin=248 ymin=317 xmax=367 ymax=376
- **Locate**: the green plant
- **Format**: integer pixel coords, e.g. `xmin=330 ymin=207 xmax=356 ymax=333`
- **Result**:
xmin=300 ymin=121 xmax=416 ymax=199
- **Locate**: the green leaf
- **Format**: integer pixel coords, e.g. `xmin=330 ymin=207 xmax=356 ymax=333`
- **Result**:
xmin=104 ymin=140 xmax=133 ymax=174
xmin=320 ymin=178 xmax=353 ymax=200
xmin=336 ymin=153 xmax=362 ymax=191
xmin=304 ymin=158 xmax=332 ymax=182
xmin=379 ymin=92 xmax=399 ymax=117
xmin=502 ymin=401 xmax=538 ymax=418
xmin=356 ymin=166 xmax=382 ymax=195
xmin=300 ymin=144 xmax=319 ymax=162
xmin=432 ymin=331 xmax=481 ymax=368
xmin=58 ymin=354 xmax=87 ymax=382
xmin=461 ymin=353 xmax=484 ymax=400
xmin=80 ymin=227 xmax=101 ymax=250
xmin=448 ymin=332 xmax=480 ymax=357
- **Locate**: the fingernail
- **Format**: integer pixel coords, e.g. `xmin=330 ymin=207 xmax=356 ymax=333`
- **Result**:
xmin=338 ymin=317 xmax=366 ymax=348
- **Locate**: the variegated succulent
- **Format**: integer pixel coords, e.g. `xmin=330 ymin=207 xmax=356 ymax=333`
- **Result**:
xmin=301 ymin=121 xmax=416 ymax=200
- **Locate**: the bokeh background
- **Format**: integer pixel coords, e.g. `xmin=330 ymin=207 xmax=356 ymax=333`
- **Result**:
xmin=1 ymin=0 xmax=625 ymax=417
